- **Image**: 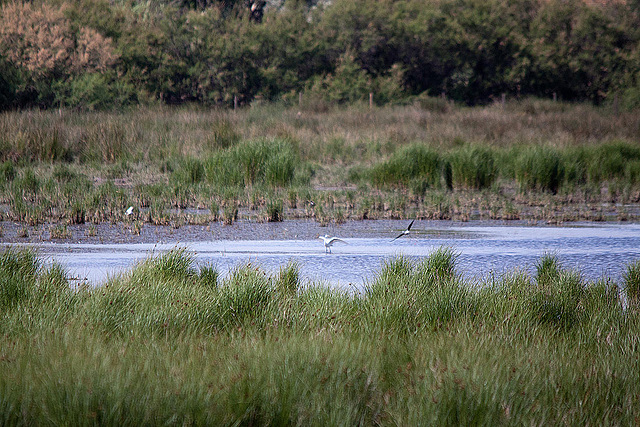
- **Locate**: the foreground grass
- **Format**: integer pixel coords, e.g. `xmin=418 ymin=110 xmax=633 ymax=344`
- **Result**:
xmin=1 ymin=100 xmax=639 ymax=227
xmin=1 ymin=247 xmax=639 ymax=425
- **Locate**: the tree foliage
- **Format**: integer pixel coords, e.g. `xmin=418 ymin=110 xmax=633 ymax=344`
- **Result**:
xmin=0 ymin=0 xmax=639 ymax=110
xmin=0 ymin=1 xmax=119 ymax=108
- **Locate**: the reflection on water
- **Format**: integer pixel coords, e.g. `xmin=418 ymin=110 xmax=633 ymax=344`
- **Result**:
xmin=4 ymin=222 xmax=640 ymax=289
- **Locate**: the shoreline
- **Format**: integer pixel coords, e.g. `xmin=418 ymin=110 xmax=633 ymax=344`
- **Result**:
xmin=1 ymin=217 xmax=639 ymax=245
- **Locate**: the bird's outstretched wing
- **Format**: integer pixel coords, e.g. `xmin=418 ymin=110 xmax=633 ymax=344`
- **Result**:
xmin=391 ymin=219 xmax=415 ymax=241
xmin=330 ymin=237 xmax=348 ymax=245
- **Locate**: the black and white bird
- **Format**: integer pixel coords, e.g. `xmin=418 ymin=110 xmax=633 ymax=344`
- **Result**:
xmin=391 ymin=219 xmax=415 ymax=241
xmin=318 ymin=234 xmax=347 ymax=253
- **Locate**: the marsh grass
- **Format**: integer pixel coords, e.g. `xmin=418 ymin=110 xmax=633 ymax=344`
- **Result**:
xmin=16 ymin=225 xmax=28 ymax=238
xmin=624 ymin=259 xmax=640 ymax=307
xmin=198 ymin=264 xmax=219 ymax=289
xmin=0 ymin=248 xmax=38 ymax=310
xmin=209 ymin=199 xmax=220 ymax=221
xmin=370 ymin=144 xmax=443 ymax=189
xmin=364 ymin=249 xmax=473 ymax=333
xmin=202 ymin=139 xmax=299 ymax=189
xmin=49 ymin=224 xmax=71 ymax=239
xmin=531 ymin=270 xmax=585 ymax=330
xmin=535 ymin=252 xmax=562 ymax=288
xmin=1 ymin=104 xmax=640 ymax=226
xmin=514 ymin=146 xmax=563 ymax=193
xmin=0 ymin=160 xmax=16 ymax=182
xmin=172 ymin=157 xmax=205 ymax=185
xmin=274 ymin=260 xmax=301 ymax=296
xmin=1 ymin=247 xmax=639 ymax=424
xmin=222 ymin=203 xmax=238 ymax=225
xmin=206 ymin=118 xmax=240 ymax=150
xmin=265 ymin=199 xmax=284 ymax=222
xmin=449 ymin=145 xmax=497 ymax=190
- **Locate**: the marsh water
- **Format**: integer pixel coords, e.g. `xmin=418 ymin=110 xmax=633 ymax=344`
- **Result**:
xmin=3 ymin=220 xmax=640 ymax=290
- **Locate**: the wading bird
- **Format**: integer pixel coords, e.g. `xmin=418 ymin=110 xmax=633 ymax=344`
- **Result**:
xmin=318 ymin=234 xmax=347 ymax=253
xmin=125 ymin=206 xmax=134 ymax=216
xmin=391 ymin=219 xmax=415 ymax=241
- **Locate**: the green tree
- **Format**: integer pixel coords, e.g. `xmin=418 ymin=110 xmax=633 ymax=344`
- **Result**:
xmin=529 ymin=0 xmax=632 ymax=103
xmin=307 ymin=52 xmax=372 ymax=103
xmin=437 ymin=0 xmax=534 ymax=104
xmin=393 ymin=0 xmax=465 ymax=98
xmin=165 ymin=8 xmax=263 ymax=105
xmin=253 ymin=3 xmax=330 ymax=101
xmin=315 ymin=0 xmax=401 ymax=78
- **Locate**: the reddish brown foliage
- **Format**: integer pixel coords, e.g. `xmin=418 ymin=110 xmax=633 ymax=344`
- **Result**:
xmin=0 ymin=1 xmax=118 ymax=78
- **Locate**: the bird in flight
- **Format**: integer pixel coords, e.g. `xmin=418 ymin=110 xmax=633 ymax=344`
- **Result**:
xmin=318 ymin=234 xmax=347 ymax=253
xmin=391 ymin=219 xmax=415 ymax=241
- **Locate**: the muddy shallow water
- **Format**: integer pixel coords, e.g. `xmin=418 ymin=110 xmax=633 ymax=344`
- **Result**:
xmin=2 ymin=220 xmax=640 ymax=289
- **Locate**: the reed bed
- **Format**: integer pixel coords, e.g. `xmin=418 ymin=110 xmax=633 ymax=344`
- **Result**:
xmin=1 ymin=247 xmax=639 ymax=425
xmin=0 ymin=101 xmax=639 ymax=226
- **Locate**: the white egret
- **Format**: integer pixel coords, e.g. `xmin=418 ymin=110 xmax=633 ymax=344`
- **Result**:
xmin=125 ymin=206 xmax=134 ymax=216
xmin=391 ymin=219 xmax=415 ymax=241
xmin=318 ymin=234 xmax=347 ymax=253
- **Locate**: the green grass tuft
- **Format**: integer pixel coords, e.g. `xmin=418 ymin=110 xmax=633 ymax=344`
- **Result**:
xmin=624 ymin=259 xmax=640 ymax=307
xmin=0 ymin=249 xmax=640 ymax=424
xmin=131 ymin=248 xmax=197 ymax=284
xmin=274 ymin=260 xmax=301 ymax=296
xmin=0 ymin=248 xmax=39 ymax=310
xmin=515 ymin=146 xmax=563 ymax=193
xmin=370 ymin=144 xmax=442 ymax=189
xmin=449 ymin=145 xmax=497 ymax=189
xmin=173 ymin=157 xmax=205 ymax=185
xmin=535 ymin=252 xmax=562 ymax=289
xmin=199 ymin=264 xmax=219 ymax=289
xmin=217 ymin=263 xmax=273 ymax=328
xmin=0 ymin=160 xmax=16 ymax=183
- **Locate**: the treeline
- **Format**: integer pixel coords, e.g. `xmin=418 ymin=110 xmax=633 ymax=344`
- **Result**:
xmin=1 ymin=0 xmax=640 ymax=110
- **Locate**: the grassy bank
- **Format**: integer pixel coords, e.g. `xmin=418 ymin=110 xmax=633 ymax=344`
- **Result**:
xmin=1 ymin=100 xmax=639 ymax=228
xmin=1 ymin=247 xmax=639 ymax=425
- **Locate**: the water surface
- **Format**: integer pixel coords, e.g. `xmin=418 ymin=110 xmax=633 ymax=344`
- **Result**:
xmin=6 ymin=221 xmax=639 ymax=289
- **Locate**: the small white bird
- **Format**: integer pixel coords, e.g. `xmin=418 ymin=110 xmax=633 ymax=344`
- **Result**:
xmin=318 ymin=234 xmax=347 ymax=253
xmin=125 ymin=206 xmax=134 ymax=216
xmin=391 ymin=219 xmax=415 ymax=241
